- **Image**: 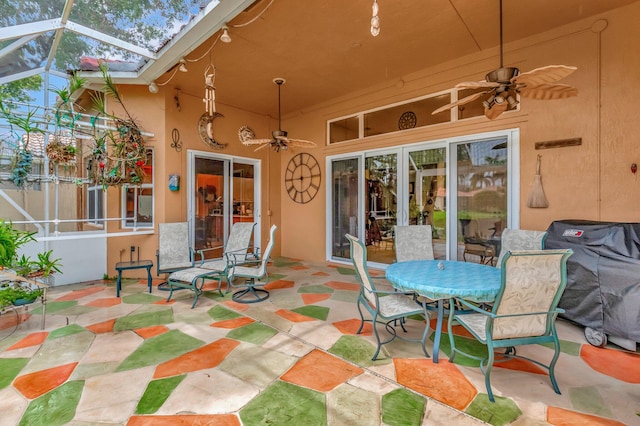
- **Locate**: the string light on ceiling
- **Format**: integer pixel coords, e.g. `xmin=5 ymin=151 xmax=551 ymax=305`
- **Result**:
xmin=147 ymin=0 xmax=276 ymax=93
xmin=220 ymin=25 xmax=232 ymax=43
xmin=371 ymin=0 xmax=380 ymax=36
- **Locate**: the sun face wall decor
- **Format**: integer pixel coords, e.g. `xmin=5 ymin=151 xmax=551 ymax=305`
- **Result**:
xmin=285 ymin=153 xmax=321 ymax=204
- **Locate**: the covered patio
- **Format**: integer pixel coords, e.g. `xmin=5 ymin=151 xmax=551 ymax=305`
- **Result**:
xmin=2 ymin=1 xmax=640 ymax=425
xmin=1 ymin=257 xmax=638 ymax=425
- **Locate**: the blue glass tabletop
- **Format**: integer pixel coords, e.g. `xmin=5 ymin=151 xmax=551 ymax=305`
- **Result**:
xmin=385 ymin=260 xmax=501 ymax=302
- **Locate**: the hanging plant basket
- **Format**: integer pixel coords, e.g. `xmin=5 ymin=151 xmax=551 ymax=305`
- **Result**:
xmin=45 ymin=139 xmax=77 ymax=164
xmin=89 ymin=119 xmax=147 ymax=187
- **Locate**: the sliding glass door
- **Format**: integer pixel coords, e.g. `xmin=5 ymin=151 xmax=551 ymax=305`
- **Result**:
xmin=189 ymin=151 xmax=260 ymax=259
xmin=327 ymin=130 xmax=518 ymax=266
xmin=453 ymin=137 xmax=509 ymax=265
xmin=406 ymin=147 xmax=447 ymax=259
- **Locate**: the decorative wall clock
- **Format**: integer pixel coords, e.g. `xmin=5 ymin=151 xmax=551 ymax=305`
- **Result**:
xmin=398 ymin=111 xmax=417 ymax=130
xmin=198 ymin=112 xmax=226 ymax=149
xmin=285 ymin=153 xmax=321 ymax=204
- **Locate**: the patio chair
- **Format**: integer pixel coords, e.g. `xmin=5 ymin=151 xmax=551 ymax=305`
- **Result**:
xmin=447 ymin=248 xmax=573 ymax=402
xmin=156 ymin=222 xmax=196 ymax=287
xmin=346 ymin=233 xmax=431 ymax=360
xmin=394 ymin=225 xmax=434 ymax=262
xmin=460 ymin=218 xmax=500 ymax=265
xmin=166 ymin=222 xmax=256 ymax=308
xmin=495 ymin=228 xmax=547 ymax=266
xmin=227 ymin=224 xmax=277 ymax=303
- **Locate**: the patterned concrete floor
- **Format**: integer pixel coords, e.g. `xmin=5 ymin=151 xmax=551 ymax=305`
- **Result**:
xmin=0 ymin=257 xmax=639 ymax=425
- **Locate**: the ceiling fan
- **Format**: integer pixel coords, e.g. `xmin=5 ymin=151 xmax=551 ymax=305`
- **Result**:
xmin=432 ymin=0 xmax=578 ymax=120
xmin=240 ymin=78 xmax=317 ymax=152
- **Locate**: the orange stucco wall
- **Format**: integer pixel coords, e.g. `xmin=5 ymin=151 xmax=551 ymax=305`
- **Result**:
xmin=106 ymin=2 xmax=640 ymax=272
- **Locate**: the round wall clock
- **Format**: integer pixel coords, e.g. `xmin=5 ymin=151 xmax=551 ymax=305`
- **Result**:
xmin=285 ymin=153 xmax=321 ymax=204
xmin=197 ymin=112 xmax=226 ymax=149
xmin=398 ymin=111 xmax=417 ymax=130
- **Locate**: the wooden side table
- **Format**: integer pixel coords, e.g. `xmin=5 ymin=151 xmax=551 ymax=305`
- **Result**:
xmin=115 ymin=260 xmax=153 ymax=297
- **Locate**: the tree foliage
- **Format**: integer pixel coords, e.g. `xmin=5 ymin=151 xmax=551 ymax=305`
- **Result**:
xmin=0 ymin=0 xmax=208 ymax=73
xmin=0 ymin=76 xmax=43 ymax=104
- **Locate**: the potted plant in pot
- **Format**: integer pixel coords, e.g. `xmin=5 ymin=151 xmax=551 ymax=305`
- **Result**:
xmin=0 ymin=220 xmax=35 ymax=270
xmin=0 ymin=221 xmax=60 ymax=308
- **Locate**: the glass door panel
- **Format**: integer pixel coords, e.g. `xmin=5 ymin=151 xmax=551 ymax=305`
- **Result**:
xmin=408 ymin=148 xmax=447 ymax=259
xmin=194 ymin=157 xmax=226 ymax=255
xmin=330 ymin=157 xmax=360 ymax=259
xmin=232 ymin=162 xmax=255 ymax=249
xmin=456 ymin=138 xmax=508 ymax=264
xmin=365 ymin=153 xmax=397 ymax=264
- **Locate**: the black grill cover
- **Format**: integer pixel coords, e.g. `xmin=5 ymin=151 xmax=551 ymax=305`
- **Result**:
xmin=545 ymin=220 xmax=640 ymax=342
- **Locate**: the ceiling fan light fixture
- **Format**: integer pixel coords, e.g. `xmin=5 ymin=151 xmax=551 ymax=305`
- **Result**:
xmin=506 ymin=94 xmax=518 ymax=108
xmin=486 ymin=67 xmax=519 ymax=83
xmin=221 ymin=25 xmax=232 ymax=43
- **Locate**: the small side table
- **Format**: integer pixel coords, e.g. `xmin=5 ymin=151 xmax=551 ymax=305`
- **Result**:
xmin=115 ymin=260 xmax=153 ymax=297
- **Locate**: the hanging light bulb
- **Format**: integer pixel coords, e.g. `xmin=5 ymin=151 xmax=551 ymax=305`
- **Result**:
xmin=148 ymin=82 xmax=159 ymax=93
xmin=220 ymin=25 xmax=232 ymax=43
xmin=371 ymin=0 xmax=380 ymax=36
xmin=178 ymin=59 xmax=188 ymax=73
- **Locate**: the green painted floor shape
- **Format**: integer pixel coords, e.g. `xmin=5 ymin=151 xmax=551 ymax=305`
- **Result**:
xmin=116 ymin=329 xmax=204 ymax=372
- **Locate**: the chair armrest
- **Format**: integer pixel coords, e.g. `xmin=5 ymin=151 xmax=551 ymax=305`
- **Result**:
xmin=196 ymin=245 xmax=224 ymax=259
xmin=453 ymin=297 xmax=495 ymax=316
xmin=225 ymin=248 xmax=257 ymax=266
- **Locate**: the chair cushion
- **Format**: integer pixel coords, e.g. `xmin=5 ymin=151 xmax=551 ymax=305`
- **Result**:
xmin=231 ymin=265 xmax=262 ymax=278
xmin=456 ymin=313 xmax=488 ymax=342
xmin=169 ymin=267 xmax=223 ymax=283
xmin=378 ymin=294 xmax=427 ymax=319
xmin=200 ymin=259 xmax=227 ymax=271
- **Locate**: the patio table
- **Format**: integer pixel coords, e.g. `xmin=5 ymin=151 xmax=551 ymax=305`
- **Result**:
xmin=385 ymin=260 xmax=501 ymax=362
xmin=115 ymin=260 xmax=153 ymax=297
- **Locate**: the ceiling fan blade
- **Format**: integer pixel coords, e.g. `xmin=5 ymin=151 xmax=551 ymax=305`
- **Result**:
xmin=484 ymin=102 xmax=508 ymax=120
xmin=455 ymin=81 xmax=499 ymax=89
xmin=513 ymin=65 xmax=577 ymax=86
xmin=241 ymin=138 xmax=274 ymax=146
xmin=286 ymin=138 xmax=317 ymax=148
xmin=518 ymin=83 xmax=578 ymax=100
xmin=254 ymin=142 xmax=271 ymax=152
xmin=432 ymin=91 xmax=490 ymax=115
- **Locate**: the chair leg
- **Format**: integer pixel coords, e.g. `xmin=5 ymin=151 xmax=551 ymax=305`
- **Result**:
xmin=356 ymin=299 xmax=366 ymax=334
xmin=483 ymin=343 xmax=496 ymax=402
xmin=549 ymin=332 xmax=562 ymax=395
xmin=371 ymin=312 xmax=383 ymax=361
xmin=231 ymin=278 xmax=269 ymax=303
xmin=419 ymin=313 xmax=431 ymax=358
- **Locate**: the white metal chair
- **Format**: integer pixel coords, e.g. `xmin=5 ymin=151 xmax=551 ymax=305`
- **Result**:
xmin=166 ymin=222 xmax=256 ymax=308
xmin=346 ymin=233 xmax=430 ymax=360
xmin=448 ymin=249 xmax=573 ymax=402
xmin=156 ymin=222 xmax=195 ymax=284
xmin=394 ymin=225 xmax=434 ymax=262
xmin=227 ymin=224 xmax=277 ymax=303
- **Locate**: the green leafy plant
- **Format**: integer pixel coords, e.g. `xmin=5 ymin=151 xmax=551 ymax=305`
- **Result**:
xmin=33 ymin=250 xmax=63 ymax=277
xmin=12 ymin=254 xmax=37 ymax=277
xmin=0 ymin=282 xmax=43 ymax=308
xmin=0 ymin=102 xmax=44 ymax=189
xmin=0 ymin=221 xmax=36 ymax=269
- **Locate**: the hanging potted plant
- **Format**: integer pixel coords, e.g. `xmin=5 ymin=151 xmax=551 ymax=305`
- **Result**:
xmin=89 ymin=64 xmax=147 ymax=187
xmin=0 ymin=103 xmax=43 ymax=189
xmin=46 ymin=73 xmax=86 ymax=167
